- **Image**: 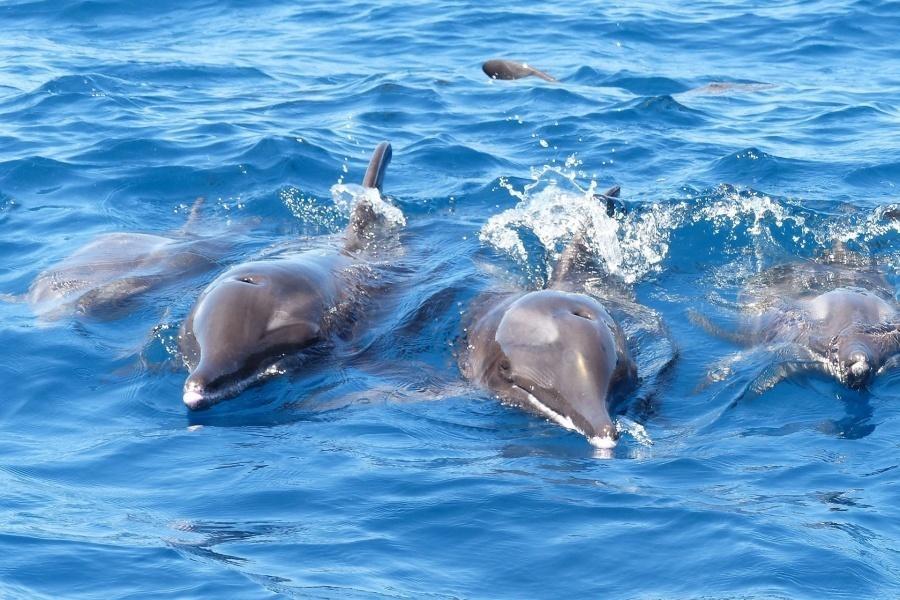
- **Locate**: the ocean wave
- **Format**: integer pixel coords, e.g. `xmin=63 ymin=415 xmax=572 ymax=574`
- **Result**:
xmin=598 ymin=71 xmax=691 ymax=96
xmin=597 ymin=94 xmax=707 ymax=127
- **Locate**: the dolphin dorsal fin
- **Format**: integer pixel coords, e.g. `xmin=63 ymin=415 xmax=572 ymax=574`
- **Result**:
xmin=550 ymin=232 xmax=589 ymax=289
xmin=599 ymin=185 xmax=620 ymax=199
xmin=549 ymin=185 xmax=621 ymax=288
xmin=361 ymin=142 xmax=392 ymax=192
xmin=830 ymin=239 xmax=850 ymax=263
xmin=593 ymin=185 xmax=624 ymax=218
xmin=345 ymin=142 xmax=392 ymax=252
xmin=820 ymin=238 xmax=873 ymax=269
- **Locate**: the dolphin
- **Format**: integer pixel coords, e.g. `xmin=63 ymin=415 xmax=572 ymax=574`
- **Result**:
xmin=693 ymin=241 xmax=900 ymax=390
xmin=682 ymin=82 xmax=776 ymax=96
xmin=482 ymin=59 xmax=556 ymax=82
xmin=460 ymin=186 xmax=638 ymax=448
xmin=179 ymin=142 xmax=398 ymax=410
xmin=9 ymin=198 xmax=224 ymax=320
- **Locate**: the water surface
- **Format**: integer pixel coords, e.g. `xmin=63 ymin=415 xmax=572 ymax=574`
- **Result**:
xmin=1 ymin=1 xmax=899 ymax=597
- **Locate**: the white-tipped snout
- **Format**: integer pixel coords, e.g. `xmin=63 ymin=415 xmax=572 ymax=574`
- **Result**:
xmin=588 ymin=434 xmax=618 ymax=450
xmin=182 ymin=379 xmax=208 ymax=410
xmin=849 ymin=351 xmax=870 ymax=377
xmin=183 ymin=389 xmax=205 ymax=410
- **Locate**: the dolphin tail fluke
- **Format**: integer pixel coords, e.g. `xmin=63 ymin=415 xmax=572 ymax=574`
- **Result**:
xmin=361 ymin=141 xmax=392 ymax=191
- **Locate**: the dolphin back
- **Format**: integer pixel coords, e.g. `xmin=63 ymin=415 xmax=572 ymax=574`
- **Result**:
xmin=482 ymin=59 xmax=556 ymax=82
xmin=362 ymin=141 xmax=392 ymax=191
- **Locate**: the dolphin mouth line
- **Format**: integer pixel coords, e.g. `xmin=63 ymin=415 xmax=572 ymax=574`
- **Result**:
xmin=182 ymin=362 xmax=289 ymax=410
xmin=514 ymin=385 xmax=618 ymax=450
xmin=183 ymin=385 xmax=236 ymax=410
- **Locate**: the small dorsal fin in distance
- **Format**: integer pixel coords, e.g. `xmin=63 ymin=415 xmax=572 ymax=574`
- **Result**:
xmin=482 ymin=59 xmax=556 ymax=83
xmin=593 ymin=185 xmax=625 ymax=218
xmin=600 ymin=185 xmax=620 ymax=198
xmin=345 ymin=141 xmax=392 ymax=252
xmin=550 ymin=185 xmax=622 ymax=288
xmin=880 ymin=206 xmax=900 ymax=222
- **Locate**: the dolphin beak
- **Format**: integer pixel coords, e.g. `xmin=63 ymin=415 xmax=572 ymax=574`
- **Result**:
xmin=183 ymin=379 xmax=212 ymax=410
xmin=586 ymin=419 xmax=619 ymax=449
xmin=525 ymin=389 xmax=621 ymax=448
xmin=846 ymin=352 xmax=874 ymax=389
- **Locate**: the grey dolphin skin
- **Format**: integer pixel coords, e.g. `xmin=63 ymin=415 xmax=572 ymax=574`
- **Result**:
xmin=482 ymin=59 xmax=556 ymax=82
xmin=694 ymin=241 xmax=900 ymax=390
xmin=179 ymin=142 xmax=396 ymax=410
xmin=19 ymin=198 xmax=221 ymax=320
xmin=460 ymin=187 xmax=637 ymax=448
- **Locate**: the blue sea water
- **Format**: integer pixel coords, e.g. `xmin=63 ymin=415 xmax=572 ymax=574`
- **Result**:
xmin=2 ymin=0 xmax=900 ymax=597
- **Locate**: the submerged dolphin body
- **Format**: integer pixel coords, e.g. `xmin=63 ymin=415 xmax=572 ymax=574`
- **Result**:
xmin=17 ymin=198 xmax=222 ymax=320
xmin=179 ymin=142 xmax=398 ymax=410
xmin=460 ymin=187 xmax=639 ymax=448
xmin=694 ymin=241 xmax=900 ymax=390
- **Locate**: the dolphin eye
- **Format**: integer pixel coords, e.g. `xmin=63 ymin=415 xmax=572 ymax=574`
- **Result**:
xmin=237 ymin=276 xmax=259 ymax=285
xmin=572 ymin=309 xmax=594 ymax=320
xmin=498 ymin=358 xmax=513 ymax=381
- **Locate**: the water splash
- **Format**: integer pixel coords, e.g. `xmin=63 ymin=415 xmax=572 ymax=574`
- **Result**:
xmin=479 ymin=160 xmax=673 ymax=283
xmin=690 ymin=185 xmax=805 ymax=236
xmin=330 ymin=183 xmax=407 ymax=228
xmin=280 ymin=187 xmax=343 ymax=232
xmin=616 ymin=415 xmax=653 ymax=447
xmin=279 ymin=184 xmax=407 ymax=233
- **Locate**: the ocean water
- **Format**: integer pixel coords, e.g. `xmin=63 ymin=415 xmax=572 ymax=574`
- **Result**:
xmin=2 ymin=0 xmax=900 ymax=597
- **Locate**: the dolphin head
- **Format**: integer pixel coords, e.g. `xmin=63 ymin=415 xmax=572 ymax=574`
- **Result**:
xmin=808 ymin=289 xmax=898 ymax=389
xmin=180 ymin=262 xmax=328 ymax=410
xmin=489 ymin=290 xmax=634 ymax=447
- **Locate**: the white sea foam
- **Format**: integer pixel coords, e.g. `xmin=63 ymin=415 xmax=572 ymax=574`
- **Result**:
xmin=478 ymin=162 xmax=674 ymax=284
xmin=280 ymin=184 xmax=407 ymax=232
xmin=482 ymin=171 xmax=900 ymax=288
xmin=331 ymin=183 xmax=406 ymax=228
xmin=616 ymin=415 xmax=653 ymax=447
xmin=280 ymin=186 xmax=343 ymax=231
